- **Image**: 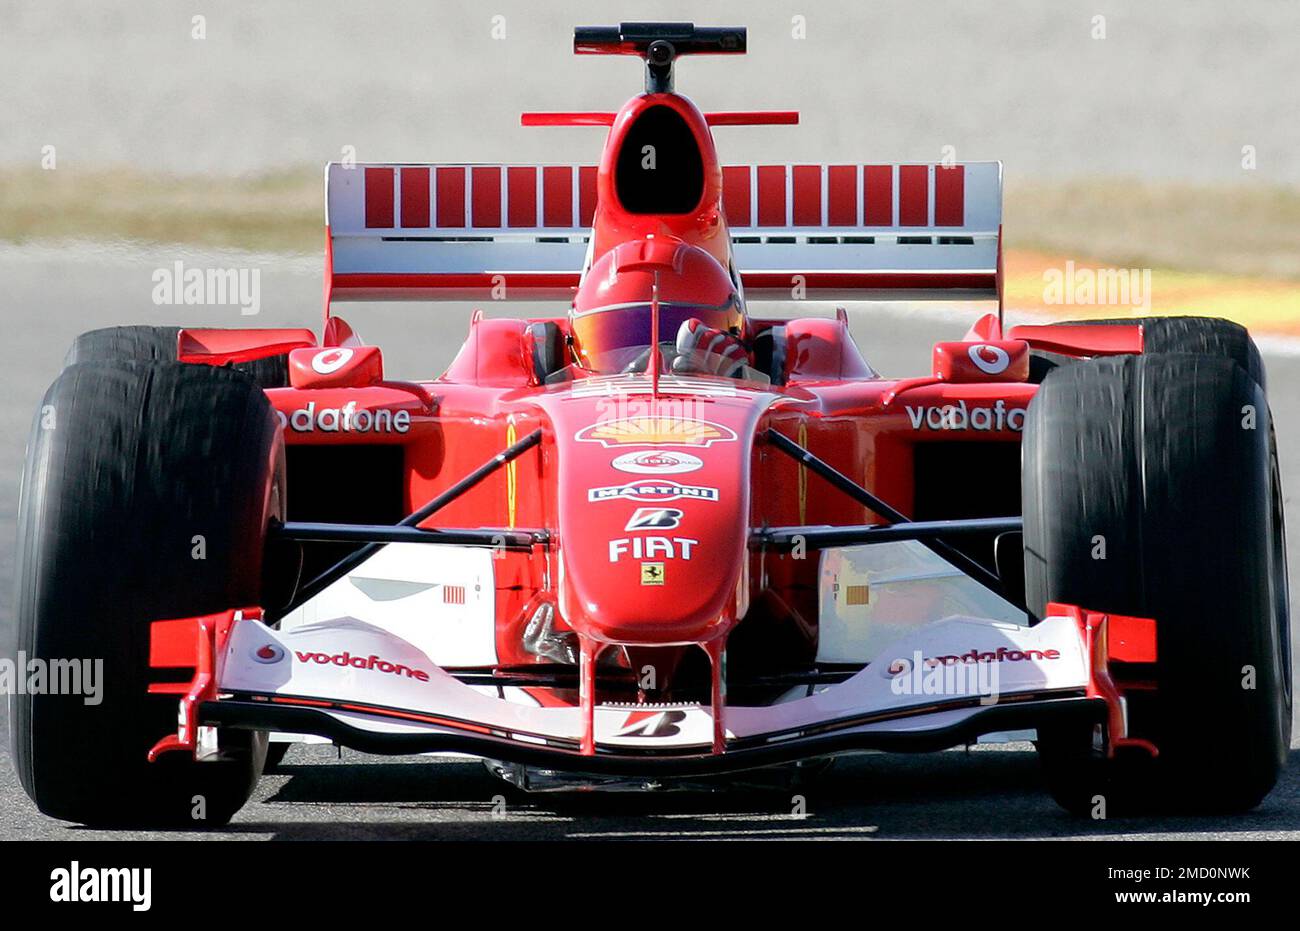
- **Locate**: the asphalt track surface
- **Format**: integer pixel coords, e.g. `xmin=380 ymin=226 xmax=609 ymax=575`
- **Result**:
xmin=1 ymin=244 xmax=1298 ymax=840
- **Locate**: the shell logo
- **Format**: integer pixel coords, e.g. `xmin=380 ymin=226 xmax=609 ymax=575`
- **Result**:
xmin=576 ymin=417 xmax=737 ymax=448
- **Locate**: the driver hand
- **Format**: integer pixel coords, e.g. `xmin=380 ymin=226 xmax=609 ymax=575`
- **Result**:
xmin=671 ymin=318 xmax=750 ymax=378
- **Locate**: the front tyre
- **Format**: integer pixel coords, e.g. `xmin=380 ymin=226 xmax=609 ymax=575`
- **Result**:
xmin=1023 ymin=352 xmax=1289 ymax=814
xmin=12 ymin=361 xmax=285 ymax=826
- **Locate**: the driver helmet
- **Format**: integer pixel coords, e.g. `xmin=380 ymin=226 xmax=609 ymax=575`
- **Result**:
xmin=569 ymin=237 xmax=744 ymax=373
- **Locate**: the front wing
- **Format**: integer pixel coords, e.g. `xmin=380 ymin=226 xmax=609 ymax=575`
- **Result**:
xmin=148 ymin=605 xmax=1155 ymax=776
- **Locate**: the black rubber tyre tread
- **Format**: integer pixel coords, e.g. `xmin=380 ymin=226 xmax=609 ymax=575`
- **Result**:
xmin=66 ymin=325 xmax=290 ymax=389
xmin=12 ymin=360 xmax=284 ymax=826
xmin=1027 ymin=316 xmax=1264 ymax=390
xmin=1023 ymin=352 xmax=1289 ymax=814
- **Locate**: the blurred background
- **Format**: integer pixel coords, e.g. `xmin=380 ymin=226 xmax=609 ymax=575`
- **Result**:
xmin=3 ymin=0 xmax=1299 ymax=318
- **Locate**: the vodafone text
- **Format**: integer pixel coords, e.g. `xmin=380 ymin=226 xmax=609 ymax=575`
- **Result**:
xmin=904 ymin=400 xmax=1025 ymax=432
xmin=294 ymin=650 xmax=430 ymax=681
xmin=275 ymin=402 xmax=411 ymax=434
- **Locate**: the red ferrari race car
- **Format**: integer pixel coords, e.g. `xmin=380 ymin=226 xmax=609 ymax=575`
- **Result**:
xmin=13 ymin=23 xmax=1289 ymax=826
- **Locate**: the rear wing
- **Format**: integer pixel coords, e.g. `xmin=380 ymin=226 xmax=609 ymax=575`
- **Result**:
xmin=324 ymin=160 xmax=1001 ymax=306
xmin=326 ymin=162 xmax=593 ymax=304
xmin=724 ymin=162 xmax=1002 ymax=301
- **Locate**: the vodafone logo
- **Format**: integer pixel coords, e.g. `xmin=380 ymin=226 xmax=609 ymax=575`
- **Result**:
xmin=611 ymin=450 xmax=703 ymax=475
xmin=904 ymin=400 xmax=1024 ymax=433
xmin=885 ymin=646 xmax=1062 ymax=677
xmin=311 ymin=347 xmax=354 ymax=375
xmin=276 ymin=401 xmax=410 ymax=434
xmin=253 ymin=643 xmax=285 ymax=664
xmin=293 ymin=649 xmax=430 ymax=681
xmin=967 ymin=343 xmax=1010 ymax=375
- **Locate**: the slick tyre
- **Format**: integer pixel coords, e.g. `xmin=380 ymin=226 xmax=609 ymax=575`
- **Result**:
xmin=11 ymin=361 xmax=286 ymax=826
xmin=66 ymin=324 xmax=290 ymax=389
xmin=1029 ymin=316 xmax=1264 ymax=389
xmin=1023 ymin=352 xmax=1289 ymax=815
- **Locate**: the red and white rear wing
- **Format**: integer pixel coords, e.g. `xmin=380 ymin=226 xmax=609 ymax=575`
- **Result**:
xmin=326 ymin=162 xmax=592 ymax=302
xmin=725 ymin=162 xmax=1002 ymax=300
xmin=325 ymin=160 xmax=1001 ymax=304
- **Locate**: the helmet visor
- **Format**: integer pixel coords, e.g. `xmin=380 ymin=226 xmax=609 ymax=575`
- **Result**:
xmin=572 ymin=299 xmax=741 ymax=374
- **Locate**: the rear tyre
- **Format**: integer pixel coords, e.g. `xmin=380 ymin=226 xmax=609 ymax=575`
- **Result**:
xmin=1028 ymin=316 xmax=1264 ymax=390
xmin=12 ymin=361 xmax=285 ymax=826
xmin=1023 ymin=352 xmax=1289 ymax=815
xmin=66 ymin=325 xmax=290 ymax=389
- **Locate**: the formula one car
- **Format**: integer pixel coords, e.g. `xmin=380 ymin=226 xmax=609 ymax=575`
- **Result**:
xmin=13 ymin=23 xmax=1289 ymax=825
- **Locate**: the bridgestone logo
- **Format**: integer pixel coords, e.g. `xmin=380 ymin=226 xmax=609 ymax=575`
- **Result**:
xmin=904 ymin=400 xmax=1025 ymax=432
xmin=275 ymin=401 xmax=410 ymax=434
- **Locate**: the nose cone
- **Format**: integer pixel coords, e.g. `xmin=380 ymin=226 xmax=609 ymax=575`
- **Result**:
xmin=546 ymin=398 xmax=758 ymax=645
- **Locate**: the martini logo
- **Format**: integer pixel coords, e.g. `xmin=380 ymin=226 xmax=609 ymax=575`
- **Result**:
xmin=614 ymin=709 xmax=686 ymax=737
xmin=611 ymin=450 xmax=704 ymax=475
xmin=577 ymin=417 xmax=737 ymax=448
xmin=311 ymin=347 xmax=354 ymax=374
xmin=625 ymin=507 xmax=683 ymax=531
xmin=588 ymin=481 xmax=719 ymax=503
